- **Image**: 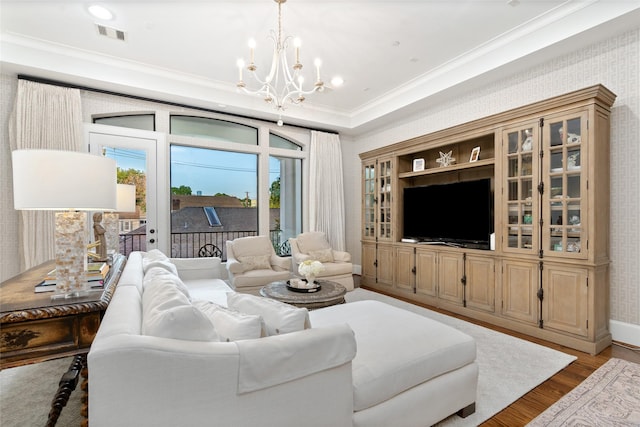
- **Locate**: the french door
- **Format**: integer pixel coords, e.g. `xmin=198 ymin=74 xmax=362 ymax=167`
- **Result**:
xmin=86 ymin=123 xmax=168 ymax=254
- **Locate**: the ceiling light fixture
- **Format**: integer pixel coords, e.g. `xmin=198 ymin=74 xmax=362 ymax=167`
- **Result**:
xmin=236 ymin=0 xmax=326 ymax=125
xmin=88 ymin=5 xmax=114 ymax=20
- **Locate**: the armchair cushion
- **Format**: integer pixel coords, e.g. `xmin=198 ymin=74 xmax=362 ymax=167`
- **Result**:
xmin=237 ymin=254 xmax=272 ymax=272
xmin=227 ymin=292 xmax=311 ymax=336
xmin=296 ymin=231 xmax=331 ymax=254
xmin=270 ymin=254 xmax=291 ymax=271
xmin=309 ymin=248 xmax=334 ymax=263
xmin=332 ymin=250 xmax=351 ymax=263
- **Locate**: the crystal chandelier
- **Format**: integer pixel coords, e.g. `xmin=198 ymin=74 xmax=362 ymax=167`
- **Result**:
xmin=236 ymin=0 xmax=324 ymax=125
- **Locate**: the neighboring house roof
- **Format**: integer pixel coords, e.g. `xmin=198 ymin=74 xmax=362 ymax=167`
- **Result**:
xmin=127 ymin=206 xmax=280 ymax=235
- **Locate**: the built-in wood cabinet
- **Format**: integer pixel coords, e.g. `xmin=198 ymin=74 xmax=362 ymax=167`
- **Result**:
xmin=359 ymin=85 xmax=616 ymax=354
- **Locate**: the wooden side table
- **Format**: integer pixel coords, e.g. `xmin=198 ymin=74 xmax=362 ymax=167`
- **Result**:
xmin=0 ymin=254 xmax=125 ymax=426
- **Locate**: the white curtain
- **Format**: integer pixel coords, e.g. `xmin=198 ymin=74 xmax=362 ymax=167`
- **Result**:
xmin=308 ymin=130 xmax=346 ymax=251
xmin=9 ymin=80 xmax=84 ymax=270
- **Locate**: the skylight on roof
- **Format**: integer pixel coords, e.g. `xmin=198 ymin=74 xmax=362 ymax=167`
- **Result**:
xmin=203 ymin=207 xmax=221 ymax=227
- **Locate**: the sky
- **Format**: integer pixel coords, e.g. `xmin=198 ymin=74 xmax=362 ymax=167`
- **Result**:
xmin=105 ymin=146 xmax=280 ymax=200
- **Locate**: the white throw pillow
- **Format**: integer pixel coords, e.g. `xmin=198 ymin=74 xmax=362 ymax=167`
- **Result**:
xmin=237 ymin=255 xmax=272 ymax=272
xmin=227 ymin=293 xmax=311 ymax=336
xmin=142 ymin=273 xmax=215 ymax=341
xmin=193 ymin=300 xmax=265 ymax=342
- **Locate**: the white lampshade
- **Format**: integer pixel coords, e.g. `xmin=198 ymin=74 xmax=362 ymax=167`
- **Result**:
xmin=116 ymin=184 xmax=136 ymax=212
xmin=12 ymin=149 xmax=117 ymax=211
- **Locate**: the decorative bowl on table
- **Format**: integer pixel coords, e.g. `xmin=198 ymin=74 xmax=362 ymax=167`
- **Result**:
xmin=286 ymin=279 xmax=321 ymax=293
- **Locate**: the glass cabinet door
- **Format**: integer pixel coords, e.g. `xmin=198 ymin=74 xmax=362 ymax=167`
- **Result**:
xmin=503 ymin=124 xmax=539 ymax=253
xmin=543 ymin=113 xmax=587 ymax=258
xmin=363 ymin=162 xmax=376 ymax=239
xmin=378 ymin=159 xmax=393 ymax=240
xmin=362 ymin=158 xmax=393 ymax=241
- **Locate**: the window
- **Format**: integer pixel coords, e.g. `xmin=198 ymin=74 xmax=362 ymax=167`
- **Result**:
xmin=93 ymin=113 xmax=306 ymax=260
xmin=93 ymin=114 xmax=155 ymax=131
xmin=171 ymin=116 xmax=257 ymax=146
xmin=170 ymin=144 xmax=258 ymax=258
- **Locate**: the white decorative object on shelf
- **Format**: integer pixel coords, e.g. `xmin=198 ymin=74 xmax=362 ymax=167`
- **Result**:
xmin=413 ymin=158 xmax=425 ymax=172
xmin=436 ymin=150 xmax=455 ymax=167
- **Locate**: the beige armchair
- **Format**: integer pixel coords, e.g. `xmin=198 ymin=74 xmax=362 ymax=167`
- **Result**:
xmin=225 ymin=235 xmax=291 ymax=295
xmin=289 ymin=232 xmax=354 ymax=291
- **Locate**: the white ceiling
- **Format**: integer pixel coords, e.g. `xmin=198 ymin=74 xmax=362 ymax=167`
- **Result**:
xmin=1 ymin=1 xmax=638 ymax=135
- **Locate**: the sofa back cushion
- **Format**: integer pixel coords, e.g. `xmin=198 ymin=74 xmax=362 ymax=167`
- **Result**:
xmin=142 ymin=249 xmax=179 ymax=276
xmin=227 ymin=293 xmax=311 ymax=336
xmin=142 ymin=268 xmax=216 ymax=341
xmin=193 ymin=300 xmax=266 ymax=342
xmin=170 ymin=257 xmax=222 ymax=281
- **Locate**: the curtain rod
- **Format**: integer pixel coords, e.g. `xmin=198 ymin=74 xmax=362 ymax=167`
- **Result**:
xmin=17 ymin=74 xmax=339 ymax=135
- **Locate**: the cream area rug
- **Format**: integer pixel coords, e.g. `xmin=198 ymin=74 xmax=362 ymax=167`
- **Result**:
xmin=0 ymin=356 xmax=83 ymax=427
xmin=346 ymin=288 xmax=577 ymax=426
xmin=527 ymin=358 xmax=640 ymax=426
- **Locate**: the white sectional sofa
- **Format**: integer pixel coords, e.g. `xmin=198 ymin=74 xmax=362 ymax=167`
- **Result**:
xmin=88 ymin=251 xmax=478 ymax=427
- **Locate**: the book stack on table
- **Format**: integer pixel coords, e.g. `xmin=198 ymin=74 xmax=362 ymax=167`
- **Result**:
xmin=34 ymin=262 xmax=110 ymax=293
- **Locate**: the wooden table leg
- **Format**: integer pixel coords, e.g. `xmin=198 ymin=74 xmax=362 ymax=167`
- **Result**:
xmin=46 ymin=354 xmax=85 ymax=427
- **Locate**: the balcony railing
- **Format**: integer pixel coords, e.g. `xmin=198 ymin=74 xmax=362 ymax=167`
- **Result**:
xmin=119 ymin=230 xmax=291 ymax=261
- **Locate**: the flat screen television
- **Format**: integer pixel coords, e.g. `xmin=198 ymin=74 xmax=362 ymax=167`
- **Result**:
xmin=403 ymin=178 xmax=493 ymax=249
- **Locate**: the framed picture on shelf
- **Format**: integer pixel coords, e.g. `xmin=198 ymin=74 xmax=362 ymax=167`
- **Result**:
xmin=469 ymin=146 xmax=480 ymax=162
xmin=413 ymin=158 xmax=425 ymax=172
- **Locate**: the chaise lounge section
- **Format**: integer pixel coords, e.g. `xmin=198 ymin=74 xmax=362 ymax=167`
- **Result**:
xmin=88 ymin=251 xmax=478 ymax=426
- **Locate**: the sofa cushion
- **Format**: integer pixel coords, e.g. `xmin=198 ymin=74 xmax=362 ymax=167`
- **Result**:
xmin=186 ymin=279 xmax=234 ymax=306
xmin=237 ymin=254 xmax=272 ymax=272
xmin=193 ymin=300 xmax=265 ymax=342
xmin=143 ymin=267 xmax=191 ymax=300
xmin=142 ymin=271 xmax=216 ymax=341
xmin=170 ymin=257 xmax=221 ymax=281
xmin=227 ymin=293 xmax=311 ymax=336
xmin=309 ymin=300 xmax=477 ymax=412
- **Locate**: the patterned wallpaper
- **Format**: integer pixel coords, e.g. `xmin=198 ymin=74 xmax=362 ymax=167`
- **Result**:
xmin=1 ymin=27 xmax=637 ymax=332
xmin=347 ymin=27 xmax=639 ymax=327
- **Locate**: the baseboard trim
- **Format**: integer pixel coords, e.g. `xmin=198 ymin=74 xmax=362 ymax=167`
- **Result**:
xmin=610 ymin=320 xmax=640 ymax=347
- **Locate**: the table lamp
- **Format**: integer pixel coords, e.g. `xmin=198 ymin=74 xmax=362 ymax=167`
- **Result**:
xmin=12 ymin=149 xmax=117 ymax=298
xmin=103 ymin=184 xmax=136 ymax=257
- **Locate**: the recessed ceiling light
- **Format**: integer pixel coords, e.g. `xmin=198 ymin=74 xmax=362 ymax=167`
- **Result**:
xmin=88 ymin=5 xmax=114 ymax=20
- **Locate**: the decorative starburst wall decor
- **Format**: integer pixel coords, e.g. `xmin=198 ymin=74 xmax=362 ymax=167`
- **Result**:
xmin=436 ymin=150 xmax=455 ymax=167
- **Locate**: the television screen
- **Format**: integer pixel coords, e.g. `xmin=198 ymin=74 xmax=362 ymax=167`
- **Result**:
xmin=403 ymin=179 xmax=493 ymax=249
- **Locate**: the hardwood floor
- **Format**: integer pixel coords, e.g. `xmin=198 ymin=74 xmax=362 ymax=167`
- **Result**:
xmin=358 ymin=284 xmax=640 ymax=426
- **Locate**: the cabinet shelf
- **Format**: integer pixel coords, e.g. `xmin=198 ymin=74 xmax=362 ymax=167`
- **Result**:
xmin=398 ymin=158 xmax=494 ymax=179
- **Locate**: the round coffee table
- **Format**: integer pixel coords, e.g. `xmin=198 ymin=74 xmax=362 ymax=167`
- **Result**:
xmin=260 ymin=280 xmax=346 ymax=310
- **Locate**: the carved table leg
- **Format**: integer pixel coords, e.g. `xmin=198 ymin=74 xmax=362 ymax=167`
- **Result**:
xmin=46 ymin=354 xmax=86 ymax=427
xmin=81 ymin=359 xmax=89 ymax=427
